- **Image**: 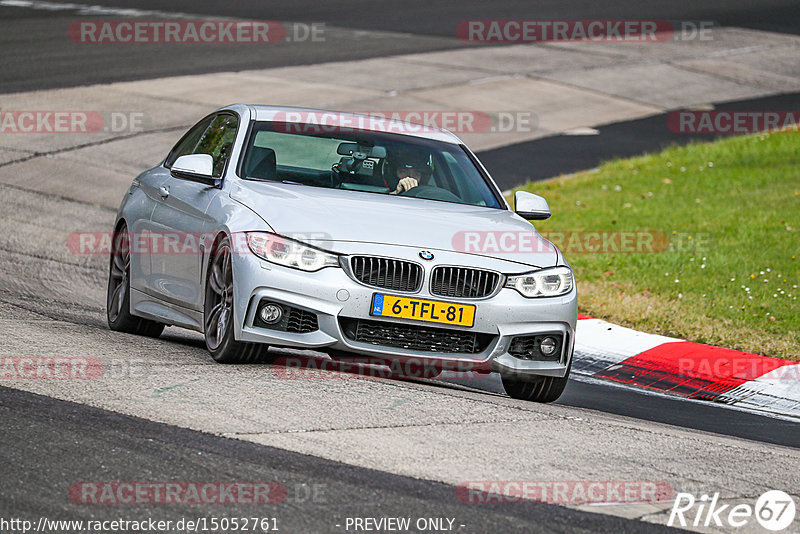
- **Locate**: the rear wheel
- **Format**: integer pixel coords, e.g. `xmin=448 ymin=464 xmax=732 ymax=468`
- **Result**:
xmin=501 ymin=363 xmax=571 ymax=403
xmin=107 ymin=224 xmax=165 ymax=337
xmin=204 ymin=236 xmax=270 ymax=363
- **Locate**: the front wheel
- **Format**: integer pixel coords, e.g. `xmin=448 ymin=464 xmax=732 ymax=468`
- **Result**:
xmin=107 ymin=224 xmax=164 ymax=338
xmin=203 ymin=236 xmax=271 ymax=364
xmin=501 ymin=365 xmax=571 ymax=403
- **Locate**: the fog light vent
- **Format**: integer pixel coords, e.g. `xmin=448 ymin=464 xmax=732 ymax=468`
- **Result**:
xmin=254 ymin=301 xmax=318 ymax=333
xmin=508 ymin=334 xmax=562 ymax=362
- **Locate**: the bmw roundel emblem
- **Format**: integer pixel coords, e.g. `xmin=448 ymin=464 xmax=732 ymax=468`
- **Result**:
xmin=419 ymin=250 xmax=434 ymax=261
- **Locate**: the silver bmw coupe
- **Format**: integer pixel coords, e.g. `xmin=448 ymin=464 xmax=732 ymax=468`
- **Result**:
xmin=108 ymin=104 xmax=577 ymax=402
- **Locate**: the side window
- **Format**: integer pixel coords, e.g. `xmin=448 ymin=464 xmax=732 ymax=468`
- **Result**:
xmin=194 ymin=114 xmax=239 ymax=178
xmin=165 ymin=116 xmax=214 ymax=168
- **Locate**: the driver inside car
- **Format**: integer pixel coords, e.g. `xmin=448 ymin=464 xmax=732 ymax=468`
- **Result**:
xmin=388 ymin=152 xmax=433 ymax=195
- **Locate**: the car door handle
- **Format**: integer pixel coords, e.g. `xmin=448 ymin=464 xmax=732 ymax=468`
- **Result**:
xmin=159 ymin=186 xmax=170 ymax=199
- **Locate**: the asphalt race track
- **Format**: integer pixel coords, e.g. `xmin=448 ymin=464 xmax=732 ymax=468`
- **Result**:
xmin=1 ymin=1 xmax=799 ymax=532
xmin=1 ymin=0 xmax=799 ymax=93
xmin=1 ymin=386 xmax=684 ymax=533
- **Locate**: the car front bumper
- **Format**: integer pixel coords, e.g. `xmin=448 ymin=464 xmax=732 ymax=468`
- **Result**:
xmin=231 ymin=250 xmax=577 ymax=379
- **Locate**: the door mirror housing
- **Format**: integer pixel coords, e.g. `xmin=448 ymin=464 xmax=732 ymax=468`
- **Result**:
xmin=514 ymin=191 xmax=551 ymax=220
xmin=171 ymin=154 xmax=220 ymax=187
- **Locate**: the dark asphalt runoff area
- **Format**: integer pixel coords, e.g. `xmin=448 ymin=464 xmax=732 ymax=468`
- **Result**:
xmin=557 ymin=378 xmax=800 ymax=448
xmin=480 ymin=91 xmax=800 ymax=190
xmin=0 ymin=386 xmax=684 ymax=534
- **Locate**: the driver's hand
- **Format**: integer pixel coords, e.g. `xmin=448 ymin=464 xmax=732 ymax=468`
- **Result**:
xmin=392 ymin=177 xmax=418 ymax=194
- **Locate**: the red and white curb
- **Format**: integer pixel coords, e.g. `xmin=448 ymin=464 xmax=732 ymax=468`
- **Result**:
xmin=574 ymin=315 xmax=800 ymax=418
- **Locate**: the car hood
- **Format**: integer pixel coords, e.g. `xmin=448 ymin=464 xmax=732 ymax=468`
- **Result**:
xmin=230 ymin=181 xmax=557 ymax=268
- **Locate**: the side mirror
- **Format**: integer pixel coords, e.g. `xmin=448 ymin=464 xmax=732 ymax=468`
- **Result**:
xmin=514 ymin=191 xmax=551 ymax=220
xmin=171 ymin=154 xmax=220 ymax=187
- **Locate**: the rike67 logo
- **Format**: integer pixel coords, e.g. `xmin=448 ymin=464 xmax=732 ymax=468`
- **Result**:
xmin=668 ymin=490 xmax=796 ymax=531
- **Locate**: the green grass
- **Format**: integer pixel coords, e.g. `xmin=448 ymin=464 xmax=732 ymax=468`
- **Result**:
xmin=514 ymin=130 xmax=799 ymax=360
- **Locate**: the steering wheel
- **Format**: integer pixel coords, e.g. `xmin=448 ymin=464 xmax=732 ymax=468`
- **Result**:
xmin=399 ymin=185 xmax=462 ymax=203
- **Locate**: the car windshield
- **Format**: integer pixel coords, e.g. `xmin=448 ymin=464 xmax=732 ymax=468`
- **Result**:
xmin=240 ymin=121 xmax=503 ymax=209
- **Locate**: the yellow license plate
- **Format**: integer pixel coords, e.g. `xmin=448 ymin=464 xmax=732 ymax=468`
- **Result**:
xmin=370 ymin=294 xmax=475 ymax=327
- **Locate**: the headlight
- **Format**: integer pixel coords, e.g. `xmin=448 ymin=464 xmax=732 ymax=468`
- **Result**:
xmin=246 ymin=232 xmax=339 ymax=272
xmin=505 ymin=266 xmax=574 ymax=298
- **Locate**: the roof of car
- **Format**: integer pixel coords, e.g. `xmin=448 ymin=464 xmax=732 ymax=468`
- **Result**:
xmin=241 ymin=105 xmax=464 ymax=144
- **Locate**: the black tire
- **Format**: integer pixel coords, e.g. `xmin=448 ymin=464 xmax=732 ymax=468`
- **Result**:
xmin=501 ymin=362 xmax=571 ymax=403
xmin=203 ymin=236 xmax=271 ymax=364
xmin=107 ymin=225 xmax=165 ymax=337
